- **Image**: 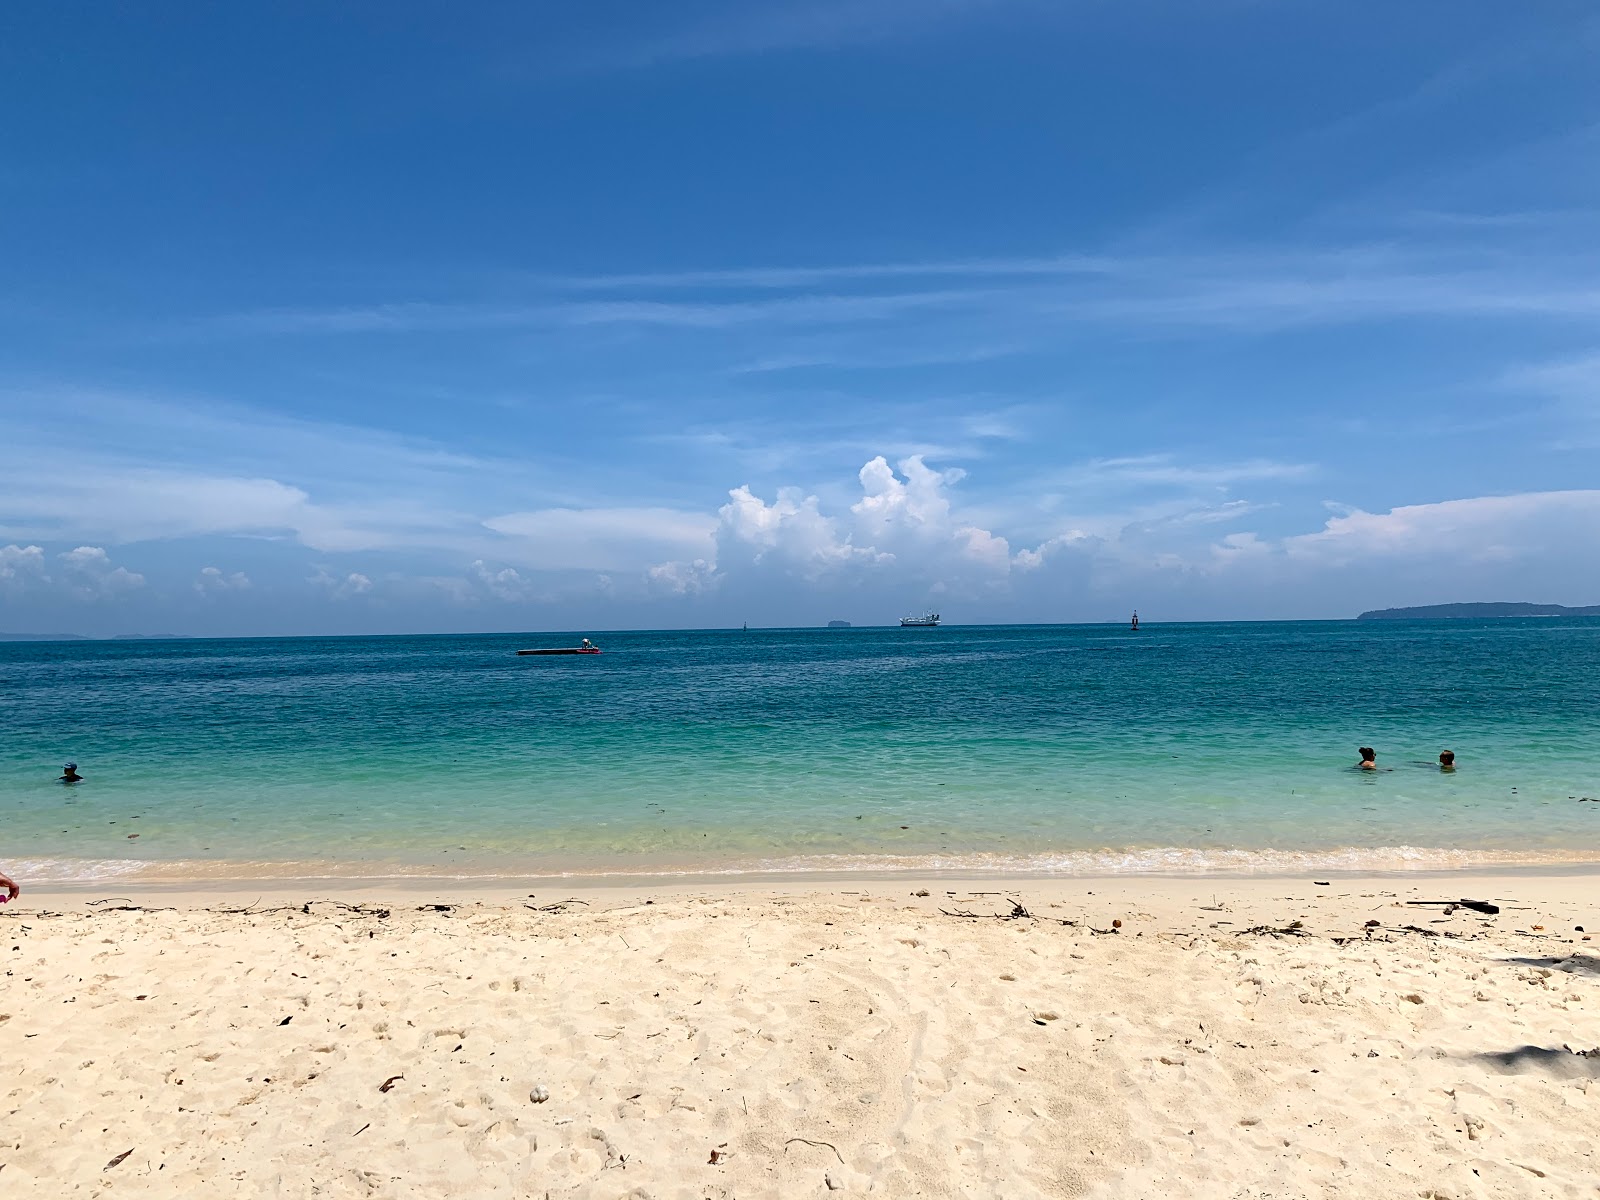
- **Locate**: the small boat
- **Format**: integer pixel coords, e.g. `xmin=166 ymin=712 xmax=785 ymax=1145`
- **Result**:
xmin=900 ymin=611 xmax=940 ymax=627
xmin=516 ymin=643 xmax=601 ymax=656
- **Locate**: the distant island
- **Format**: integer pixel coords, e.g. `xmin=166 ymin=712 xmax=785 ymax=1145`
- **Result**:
xmin=1358 ymin=602 xmax=1600 ymax=620
xmin=827 ymin=620 xmax=852 ymax=628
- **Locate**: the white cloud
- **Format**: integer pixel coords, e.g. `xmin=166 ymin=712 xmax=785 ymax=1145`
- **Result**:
xmin=469 ymin=560 xmax=535 ymax=602
xmin=1277 ymin=491 xmax=1600 ymax=568
xmin=58 ymin=546 xmax=145 ymax=598
xmin=718 ymin=483 xmax=883 ymax=579
xmin=0 ymin=543 xmax=49 ymax=589
xmin=310 ymin=568 xmax=373 ymax=600
xmin=646 ymin=558 xmax=717 ymax=596
xmin=195 ymin=566 xmax=252 ymax=595
xmin=684 ymin=455 xmax=1013 ymax=593
xmin=1053 ymin=455 xmax=1313 ymax=491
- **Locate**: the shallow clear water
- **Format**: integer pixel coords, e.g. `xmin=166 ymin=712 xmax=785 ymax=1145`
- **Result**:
xmin=2 ymin=621 xmax=1598 ymax=881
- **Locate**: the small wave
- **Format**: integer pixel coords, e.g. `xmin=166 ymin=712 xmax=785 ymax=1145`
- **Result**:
xmin=9 ymin=857 xmax=153 ymax=884
xmin=16 ymin=844 xmax=1600 ymax=887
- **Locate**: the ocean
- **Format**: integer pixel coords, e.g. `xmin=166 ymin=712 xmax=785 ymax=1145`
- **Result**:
xmin=3 ymin=620 xmax=1597 ymax=884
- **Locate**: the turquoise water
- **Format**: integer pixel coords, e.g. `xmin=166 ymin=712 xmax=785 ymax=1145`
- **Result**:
xmin=2 ymin=621 xmax=1598 ymax=882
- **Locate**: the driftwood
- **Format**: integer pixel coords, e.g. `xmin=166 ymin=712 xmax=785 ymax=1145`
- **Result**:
xmin=1241 ymin=921 xmax=1310 ymax=937
xmin=1405 ymin=899 xmax=1500 ymax=915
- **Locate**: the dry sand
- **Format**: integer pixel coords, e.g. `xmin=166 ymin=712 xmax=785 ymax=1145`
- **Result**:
xmin=3 ymin=872 xmax=1597 ymax=1198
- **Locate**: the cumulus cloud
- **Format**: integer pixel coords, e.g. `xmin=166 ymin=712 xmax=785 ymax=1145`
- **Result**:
xmin=0 ymin=543 xmax=49 ymax=589
xmin=310 ymin=568 xmax=373 ymax=599
xmin=195 ymin=566 xmax=252 ymax=595
xmin=646 ymin=455 xmax=1600 ymax=619
xmin=708 ymin=455 xmax=1011 ymax=592
xmin=646 ymin=558 xmax=717 ymax=596
xmin=717 ymin=483 xmax=882 ymax=579
xmin=469 ymin=560 xmax=536 ymax=602
xmin=58 ymin=546 xmax=145 ymax=598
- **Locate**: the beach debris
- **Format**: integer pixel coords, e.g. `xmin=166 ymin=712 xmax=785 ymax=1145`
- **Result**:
xmin=1402 ymin=993 xmax=1425 ymax=1004
xmin=1564 ymin=1044 xmax=1600 ymax=1057
xmin=912 ymin=890 xmax=930 ymax=897
xmin=938 ymin=902 xmax=1035 ymax=922
xmin=530 ymin=1084 xmax=550 ymax=1103
xmin=1406 ymin=899 xmax=1500 ymax=915
xmin=708 ymin=1144 xmax=730 ymax=1165
xmin=1112 ymin=919 xmax=1122 ymax=928
xmin=104 ymin=1149 xmax=134 ymax=1170
xmin=353 ymin=1122 xmax=370 ymax=1137
xmin=1242 ymin=921 xmax=1309 ymax=937
xmin=1033 ymin=1010 xmax=1059 ymax=1025
xmin=378 ymin=1074 xmax=404 ymax=1093
xmin=826 ymin=1170 xmax=845 ymax=1190
xmin=277 ymin=1016 xmax=293 ymax=1026
xmin=785 ymin=1137 xmax=845 ymax=1165
xmin=524 ymin=899 xmax=589 ymax=914
xmin=1313 ymin=881 xmax=1329 ymax=886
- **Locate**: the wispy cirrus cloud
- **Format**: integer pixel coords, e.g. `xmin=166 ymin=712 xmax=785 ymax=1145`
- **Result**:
xmin=1049 ymin=454 xmax=1314 ymax=491
xmin=555 ymin=0 xmax=1025 ymax=74
xmin=1502 ymin=349 xmax=1600 ymax=445
xmin=189 ymin=242 xmax=1600 ymax=350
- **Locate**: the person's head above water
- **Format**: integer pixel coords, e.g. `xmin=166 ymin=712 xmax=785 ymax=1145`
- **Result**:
xmin=1439 ymin=750 xmax=1455 ymax=769
xmin=60 ymin=761 xmax=81 ymax=782
xmin=1357 ymin=747 xmax=1377 ymax=769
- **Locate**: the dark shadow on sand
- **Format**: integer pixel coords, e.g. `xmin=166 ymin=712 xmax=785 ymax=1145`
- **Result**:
xmin=1470 ymin=1046 xmax=1600 ymax=1079
xmin=1499 ymin=953 xmax=1600 ymax=976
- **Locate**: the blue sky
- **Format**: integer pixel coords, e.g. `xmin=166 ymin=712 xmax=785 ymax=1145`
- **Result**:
xmin=3 ymin=0 xmax=1599 ymax=635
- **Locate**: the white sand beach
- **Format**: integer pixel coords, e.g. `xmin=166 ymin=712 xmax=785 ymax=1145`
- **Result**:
xmin=4 ymin=872 xmax=1596 ymax=1197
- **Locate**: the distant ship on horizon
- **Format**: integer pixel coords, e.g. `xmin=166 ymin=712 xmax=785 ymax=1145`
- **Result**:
xmin=900 ymin=611 xmax=941 ymax=627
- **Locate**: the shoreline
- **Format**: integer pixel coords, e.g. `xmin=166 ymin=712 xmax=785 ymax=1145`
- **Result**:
xmin=17 ymin=862 xmax=1600 ymax=911
xmin=14 ymin=844 xmax=1600 ymax=895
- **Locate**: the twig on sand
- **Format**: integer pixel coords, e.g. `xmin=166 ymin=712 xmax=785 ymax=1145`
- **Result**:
xmin=86 ymin=897 xmax=136 ymax=907
xmin=524 ymin=899 xmax=590 ymax=913
xmin=1241 ymin=921 xmax=1310 ymax=938
xmin=785 ymin=1137 xmax=845 ymax=1165
xmin=940 ymin=901 xmax=1082 ymax=928
xmin=940 ymin=902 xmax=1032 ymax=921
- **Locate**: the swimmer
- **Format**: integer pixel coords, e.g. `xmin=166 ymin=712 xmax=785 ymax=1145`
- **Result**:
xmin=60 ymin=761 xmax=82 ymax=783
xmin=1438 ymin=750 xmax=1455 ymax=772
xmin=1356 ymin=747 xmax=1377 ymax=771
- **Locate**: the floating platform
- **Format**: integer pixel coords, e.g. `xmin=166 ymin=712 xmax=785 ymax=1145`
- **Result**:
xmin=516 ymin=647 xmax=601 ymax=656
